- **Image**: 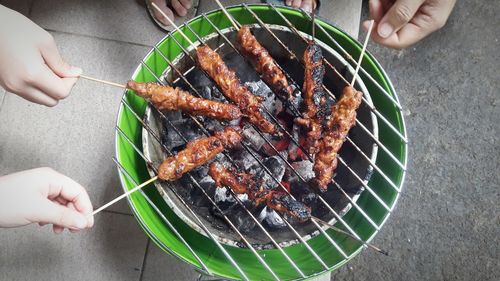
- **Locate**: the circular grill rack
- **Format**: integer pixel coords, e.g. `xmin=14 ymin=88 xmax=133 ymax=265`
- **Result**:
xmin=115 ymin=4 xmax=408 ymax=281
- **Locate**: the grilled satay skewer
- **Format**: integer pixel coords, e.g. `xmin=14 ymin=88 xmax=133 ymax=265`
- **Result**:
xmin=295 ymin=42 xmax=327 ymax=155
xmin=313 ymin=21 xmax=375 ymax=191
xmin=237 ymin=25 xmax=295 ymax=102
xmin=313 ymin=86 xmax=363 ymax=191
xmin=148 ymin=4 xmax=277 ymax=135
xmin=127 ymin=81 xmax=241 ymax=121
xmin=158 ymin=127 xmax=242 ymax=181
xmin=208 ymin=162 xmax=311 ymax=222
xmin=196 ymin=46 xmax=278 ymax=135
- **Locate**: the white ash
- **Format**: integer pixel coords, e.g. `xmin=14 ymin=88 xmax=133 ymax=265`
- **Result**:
xmin=288 ymin=160 xmax=315 ymax=183
xmin=259 ymin=207 xmax=286 ymax=228
xmin=257 ymin=155 xmax=286 ymax=189
xmin=214 ymin=187 xmax=234 ymax=203
xmin=245 ymin=81 xmax=280 ymax=115
xmin=242 ymin=125 xmax=266 ymax=151
xmin=234 ymin=148 xmax=262 ymax=172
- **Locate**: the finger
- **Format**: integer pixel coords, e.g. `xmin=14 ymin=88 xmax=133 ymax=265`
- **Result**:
xmin=39 ymin=38 xmax=82 ymax=78
xmin=285 ymin=0 xmax=292 ymax=6
xmin=39 ymin=200 xmax=89 ymax=230
xmin=179 ymin=0 xmax=192 ymax=10
xmin=20 ymin=87 xmax=59 ymax=107
xmin=368 ymin=0 xmax=385 ymax=22
xmin=39 ymin=222 xmax=48 ymax=227
xmin=32 ymin=64 xmax=78 ymax=100
xmin=364 ymin=20 xmax=429 ymax=49
xmin=171 ymin=0 xmax=188 ymax=17
xmin=53 ymin=224 xmax=64 ymax=234
xmin=377 ymin=0 xmax=425 ymax=38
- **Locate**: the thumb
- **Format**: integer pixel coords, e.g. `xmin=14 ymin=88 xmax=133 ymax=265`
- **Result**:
xmin=38 ymin=200 xmax=89 ymax=230
xmin=39 ymin=41 xmax=82 ymax=78
xmin=377 ymin=0 xmax=424 ymax=38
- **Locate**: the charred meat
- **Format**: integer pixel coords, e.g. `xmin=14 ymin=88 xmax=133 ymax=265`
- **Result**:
xmin=196 ymin=45 xmax=278 ymax=135
xmin=313 ymin=86 xmax=362 ymax=191
xmin=158 ymin=127 xmax=242 ymax=181
xmin=295 ymin=42 xmax=326 ymax=154
xmin=208 ymin=162 xmax=311 ymax=222
xmin=237 ymin=26 xmax=294 ymax=102
xmin=127 ymin=81 xmax=241 ymax=121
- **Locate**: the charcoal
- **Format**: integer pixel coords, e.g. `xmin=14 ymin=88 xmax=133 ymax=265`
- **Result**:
xmin=189 ymin=177 xmax=216 ymax=207
xmin=259 ymin=207 xmax=286 ymax=229
xmin=245 ymin=81 xmax=280 ymax=115
xmin=227 ymin=202 xmax=257 ymax=233
xmin=242 ymin=125 xmax=266 ymax=151
xmin=224 ymin=53 xmax=260 ymax=82
xmin=214 ymin=187 xmax=235 ymax=203
xmin=234 ymin=148 xmax=262 ymax=173
xmin=162 ymin=118 xmax=203 ymax=150
xmin=257 ymin=155 xmax=286 ymax=189
xmin=288 ymin=160 xmax=315 ymax=184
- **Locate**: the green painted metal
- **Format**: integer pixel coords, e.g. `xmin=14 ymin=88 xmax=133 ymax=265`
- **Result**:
xmin=115 ymin=4 xmax=407 ymax=281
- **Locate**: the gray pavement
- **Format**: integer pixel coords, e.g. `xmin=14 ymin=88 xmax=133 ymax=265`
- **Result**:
xmin=0 ymin=0 xmax=498 ymax=281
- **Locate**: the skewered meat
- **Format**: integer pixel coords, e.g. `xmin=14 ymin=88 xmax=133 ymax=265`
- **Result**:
xmin=295 ymin=42 xmax=326 ymax=154
xmin=208 ymin=162 xmax=311 ymax=222
xmin=313 ymin=86 xmax=363 ymax=191
xmin=127 ymin=81 xmax=241 ymax=121
xmin=237 ymin=26 xmax=294 ymax=102
xmin=196 ymin=45 xmax=278 ymax=135
xmin=158 ymin=127 xmax=242 ymax=181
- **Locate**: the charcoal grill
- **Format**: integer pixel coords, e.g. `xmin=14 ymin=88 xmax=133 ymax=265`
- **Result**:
xmin=114 ymin=4 xmax=408 ymax=281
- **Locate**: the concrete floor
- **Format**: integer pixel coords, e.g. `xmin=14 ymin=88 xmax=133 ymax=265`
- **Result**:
xmin=0 ymin=0 xmax=498 ymax=280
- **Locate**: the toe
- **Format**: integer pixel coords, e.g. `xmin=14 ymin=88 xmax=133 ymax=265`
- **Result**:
xmin=172 ymin=0 xmax=188 ymax=17
xmin=151 ymin=0 xmax=175 ymax=26
xmin=179 ymin=0 xmax=192 ymax=10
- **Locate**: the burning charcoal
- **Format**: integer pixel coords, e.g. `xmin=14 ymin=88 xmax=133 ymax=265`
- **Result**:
xmin=214 ymin=187 xmax=235 ymax=203
xmin=233 ymin=148 xmax=262 ymax=173
xmin=224 ymin=53 xmax=260 ymax=82
xmin=245 ymin=81 xmax=280 ymax=115
xmin=287 ymin=124 xmax=302 ymax=160
xmin=257 ymin=156 xmax=286 ymax=189
xmin=288 ymin=160 xmax=315 ymax=184
xmin=161 ymin=118 xmax=204 ymax=150
xmin=188 ymin=176 xmax=216 ymax=207
xmin=242 ymin=125 xmax=266 ymax=151
xmin=259 ymin=207 xmax=286 ymax=229
xmin=226 ymin=202 xmax=257 ymax=233
xmin=196 ymin=85 xmax=212 ymax=99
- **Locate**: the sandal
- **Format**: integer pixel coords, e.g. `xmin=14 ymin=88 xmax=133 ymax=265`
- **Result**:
xmin=262 ymin=0 xmax=321 ymax=15
xmin=145 ymin=0 xmax=200 ymax=32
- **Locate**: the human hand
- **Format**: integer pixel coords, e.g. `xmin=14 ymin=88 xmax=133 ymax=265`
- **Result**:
xmin=0 ymin=168 xmax=94 ymax=234
xmin=0 ymin=5 xmax=82 ymax=107
xmin=364 ymin=0 xmax=457 ymax=49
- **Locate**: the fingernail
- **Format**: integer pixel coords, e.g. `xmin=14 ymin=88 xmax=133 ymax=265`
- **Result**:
xmin=68 ymin=66 xmax=83 ymax=77
xmin=378 ymin=23 xmax=393 ymax=38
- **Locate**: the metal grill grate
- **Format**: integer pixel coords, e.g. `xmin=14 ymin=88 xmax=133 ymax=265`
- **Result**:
xmin=114 ymin=4 xmax=407 ymax=280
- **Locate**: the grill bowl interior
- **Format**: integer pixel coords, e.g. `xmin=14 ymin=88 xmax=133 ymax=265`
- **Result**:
xmin=141 ymin=24 xmax=378 ymax=249
xmin=115 ymin=4 xmax=407 ymax=280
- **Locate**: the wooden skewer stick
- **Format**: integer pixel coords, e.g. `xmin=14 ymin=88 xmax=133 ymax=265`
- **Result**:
xmin=92 ymin=176 xmax=158 ymax=216
xmin=214 ymin=0 xmax=240 ymax=30
xmin=151 ymin=3 xmax=195 ymax=46
xmin=311 ymin=216 xmax=389 ymax=256
xmin=351 ymin=19 xmax=374 ymax=86
xmin=80 ymin=75 xmax=127 ymax=89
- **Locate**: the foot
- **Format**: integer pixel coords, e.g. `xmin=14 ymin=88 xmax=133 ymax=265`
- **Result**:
xmin=150 ymin=0 xmax=193 ymax=26
xmin=285 ymin=0 xmax=317 ymax=13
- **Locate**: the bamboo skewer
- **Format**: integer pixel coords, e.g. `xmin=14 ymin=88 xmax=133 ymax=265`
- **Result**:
xmin=92 ymin=176 xmax=158 ymax=216
xmin=351 ymin=19 xmax=374 ymax=86
xmin=80 ymin=75 xmax=127 ymax=89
